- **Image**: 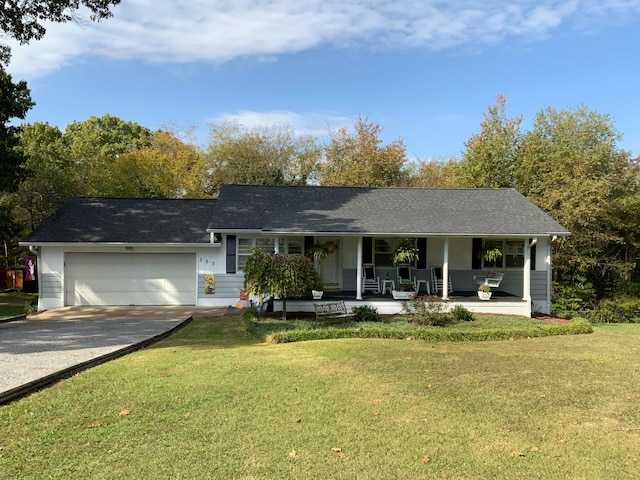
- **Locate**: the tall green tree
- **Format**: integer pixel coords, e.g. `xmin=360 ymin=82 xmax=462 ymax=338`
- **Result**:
xmin=457 ymin=94 xmax=523 ymax=188
xmin=63 ymin=114 xmax=153 ymax=194
xmin=206 ymin=121 xmax=320 ymax=196
xmin=0 ymin=68 xmax=34 ymax=193
xmin=90 ymin=130 xmax=207 ymax=198
xmin=518 ymin=105 xmax=639 ymax=295
xmin=0 ymin=0 xmax=120 ymax=64
xmin=320 ymin=116 xmax=408 ymax=187
xmin=406 ymin=157 xmax=459 ymax=188
xmin=12 ymin=122 xmax=77 ymax=232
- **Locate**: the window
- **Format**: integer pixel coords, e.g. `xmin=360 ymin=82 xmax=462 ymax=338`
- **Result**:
xmin=237 ymin=238 xmax=255 ymax=272
xmin=482 ymin=239 xmax=525 ymax=269
xmin=237 ymin=237 xmax=303 ymax=272
xmin=505 ymin=240 xmax=525 ymax=267
xmin=374 ymin=238 xmax=417 ymax=267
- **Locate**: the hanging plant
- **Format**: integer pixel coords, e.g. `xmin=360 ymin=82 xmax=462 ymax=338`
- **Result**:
xmin=393 ymin=240 xmax=419 ymax=265
xmin=306 ymin=242 xmax=330 ymax=262
xmin=478 ymin=244 xmax=503 ymax=263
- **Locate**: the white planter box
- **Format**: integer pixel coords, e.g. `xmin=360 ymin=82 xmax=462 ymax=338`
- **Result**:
xmin=477 ymin=291 xmax=492 ymax=300
xmin=312 ymin=290 xmax=324 ymax=299
xmin=392 ymin=290 xmax=417 ymax=300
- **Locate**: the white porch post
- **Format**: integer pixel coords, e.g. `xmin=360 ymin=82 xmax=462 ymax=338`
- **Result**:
xmin=273 ymin=237 xmax=280 ymax=254
xmin=356 ymin=236 xmax=363 ymax=300
xmin=442 ymin=238 xmax=449 ymax=300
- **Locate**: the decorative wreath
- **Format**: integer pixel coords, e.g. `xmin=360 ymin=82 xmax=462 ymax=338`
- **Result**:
xmin=324 ymin=240 xmax=338 ymax=254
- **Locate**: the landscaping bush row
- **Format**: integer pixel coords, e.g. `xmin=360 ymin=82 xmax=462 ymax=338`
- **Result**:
xmin=244 ymin=314 xmax=593 ymax=344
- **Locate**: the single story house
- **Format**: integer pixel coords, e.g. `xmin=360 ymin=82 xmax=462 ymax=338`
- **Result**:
xmin=21 ymin=185 xmax=569 ymax=316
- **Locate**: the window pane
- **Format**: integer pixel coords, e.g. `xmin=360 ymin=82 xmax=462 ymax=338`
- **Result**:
xmin=374 ymin=239 xmax=393 ymax=266
xmin=505 ymin=240 xmax=524 ymax=267
xmin=287 ymin=240 xmax=302 ymax=255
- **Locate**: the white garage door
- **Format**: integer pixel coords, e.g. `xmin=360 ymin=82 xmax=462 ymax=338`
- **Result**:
xmin=65 ymin=253 xmax=196 ymax=306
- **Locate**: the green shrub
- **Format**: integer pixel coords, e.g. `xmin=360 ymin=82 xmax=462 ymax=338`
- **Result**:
xmin=452 ymin=305 xmax=474 ymax=322
xmin=552 ymin=281 xmax=596 ymax=317
xmin=626 ymin=281 xmax=640 ymax=297
xmin=591 ymin=297 xmax=640 ymax=323
xmin=263 ymin=318 xmax=593 ymax=344
xmin=23 ymin=296 xmax=38 ymax=314
xmin=402 ymin=295 xmax=455 ymax=327
xmin=351 ymin=305 xmax=382 ymax=322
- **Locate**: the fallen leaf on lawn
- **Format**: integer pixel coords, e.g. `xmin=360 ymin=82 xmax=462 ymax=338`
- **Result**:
xmin=289 ymin=450 xmax=297 ymax=457
xmin=530 ymin=446 xmax=539 ymax=452
xmin=295 ymin=418 xmax=302 ymax=423
xmin=557 ymin=438 xmax=566 ymax=444
xmin=374 ymin=411 xmax=380 ymax=415
xmin=422 ymin=455 xmax=431 ymax=463
xmin=509 ymin=337 xmax=515 ymax=341
xmin=405 ymin=336 xmax=412 ymax=341
xmin=184 ymin=413 xmax=191 ymax=418
xmin=338 ymin=452 xmax=346 ymax=458
xmin=511 ymin=451 xmax=525 ymax=457
xmin=427 ymin=384 xmax=432 ymax=389
xmin=332 ymin=447 xmax=342 ymax=452
xmin=119 ymin=409 xmax=130 ymax=416
xmin=373 ymin=399 xmax=381 ymax=403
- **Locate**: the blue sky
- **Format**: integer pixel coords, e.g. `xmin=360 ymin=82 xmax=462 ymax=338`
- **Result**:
xmin=6 ymin=1 xmax=640 ymax=159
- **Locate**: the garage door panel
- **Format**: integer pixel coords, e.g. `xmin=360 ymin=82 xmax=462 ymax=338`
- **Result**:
xmin=66 ymin=253 xmax=195 ymax=306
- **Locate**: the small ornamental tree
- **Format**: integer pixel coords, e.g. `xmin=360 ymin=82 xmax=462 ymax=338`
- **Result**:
xmin=243 ymin=249 xmax=322 ymax=320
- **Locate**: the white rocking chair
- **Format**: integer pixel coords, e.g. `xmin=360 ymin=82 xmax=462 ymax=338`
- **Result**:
xmin=430 ymin=266 xmax=453 ymax=294
xmin=362 ymin=263 xmax=381 ymax=294
xmin=397 ymin=264 xmax=416 ymax=289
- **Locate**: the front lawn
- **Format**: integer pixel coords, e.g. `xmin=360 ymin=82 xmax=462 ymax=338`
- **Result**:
xmin=246 ymin=312 xmax=592 ymax=343
xmin=0 ymin=314 xmax=637 ymax=479
xmin=0 ymin=292 xmax=37 ymax=319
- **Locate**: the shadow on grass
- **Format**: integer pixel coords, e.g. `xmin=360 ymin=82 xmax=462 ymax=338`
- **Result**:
xmin=152 ymin=314 xmax=264 ymax=350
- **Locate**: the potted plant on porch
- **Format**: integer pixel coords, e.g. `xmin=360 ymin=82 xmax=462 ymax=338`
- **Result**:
xmin=392 ymin=281 xmax=417 ymax=300
xmin=307 ymin=242 xmax=329 ymax=299
xmin=477 ymin=283 xmax=492 ymax=300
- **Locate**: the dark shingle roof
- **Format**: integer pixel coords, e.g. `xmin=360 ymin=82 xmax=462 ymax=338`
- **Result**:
xmin=22 ymin=198 xmax=215 ymax=244
xmin=209 ymin=185 xmax=569 ymax=236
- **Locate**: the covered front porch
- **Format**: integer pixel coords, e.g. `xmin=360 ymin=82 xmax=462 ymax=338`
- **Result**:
xmin=273 ymin=290 xmax=532 ymax=317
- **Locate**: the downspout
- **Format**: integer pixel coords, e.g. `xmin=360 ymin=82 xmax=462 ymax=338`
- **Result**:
xmin=442 ymin=238 xmax=449 ymax=300
xmin=356 ymin=237 xmax=363 ymax=300
xmin=548 ymin=236 xmax=556 ymax=315
xmin=523 ymin=238 xmax=537 ymax=316
xmin=29 ymin=245 xmax=41 ymax=311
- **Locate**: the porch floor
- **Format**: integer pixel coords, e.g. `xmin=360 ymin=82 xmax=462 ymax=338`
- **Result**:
xmin=274 ymin=290 xmax=532 ymax=317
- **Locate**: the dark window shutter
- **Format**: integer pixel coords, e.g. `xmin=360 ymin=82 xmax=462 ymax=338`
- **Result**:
xmin=530 ymin=241 xmax=536 ymax=271
xmin=304 ymin=236 xmax=314 ymax=256
xmin=417 ymin=238 xmax=427 ymax=269
xmin=472 ymin=238 xmax=483 ymax=270
xmin=226 ymin=235 xmax=236 ymax=274
xmin=363 ymin=237 xmax=373 ymax=264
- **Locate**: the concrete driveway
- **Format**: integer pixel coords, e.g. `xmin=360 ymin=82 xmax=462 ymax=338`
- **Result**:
xmin=0 ymin=306 xmax=227 ymax=404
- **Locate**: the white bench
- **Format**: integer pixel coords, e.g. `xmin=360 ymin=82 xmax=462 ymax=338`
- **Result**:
xmin=313 ymin=301 xmax=356 ymax=323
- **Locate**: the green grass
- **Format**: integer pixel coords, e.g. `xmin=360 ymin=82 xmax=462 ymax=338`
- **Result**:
xmin=247 ymin=313 xmax=592 ymax=343
xmin=1 ymin=314 xmax=639 ymax=479
xmin=0 ymin=292 xmax=37 ymax=318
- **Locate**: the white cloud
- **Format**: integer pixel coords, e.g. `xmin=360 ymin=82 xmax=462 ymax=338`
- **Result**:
xmin=6 ymin=0 xmax=640 ymax=79
xmin=209 ymin=109 xmax=353 ymax=136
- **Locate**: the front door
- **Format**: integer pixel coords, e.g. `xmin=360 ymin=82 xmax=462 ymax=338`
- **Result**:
xmin=318 ymin=237 xmax=341 ymax=291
